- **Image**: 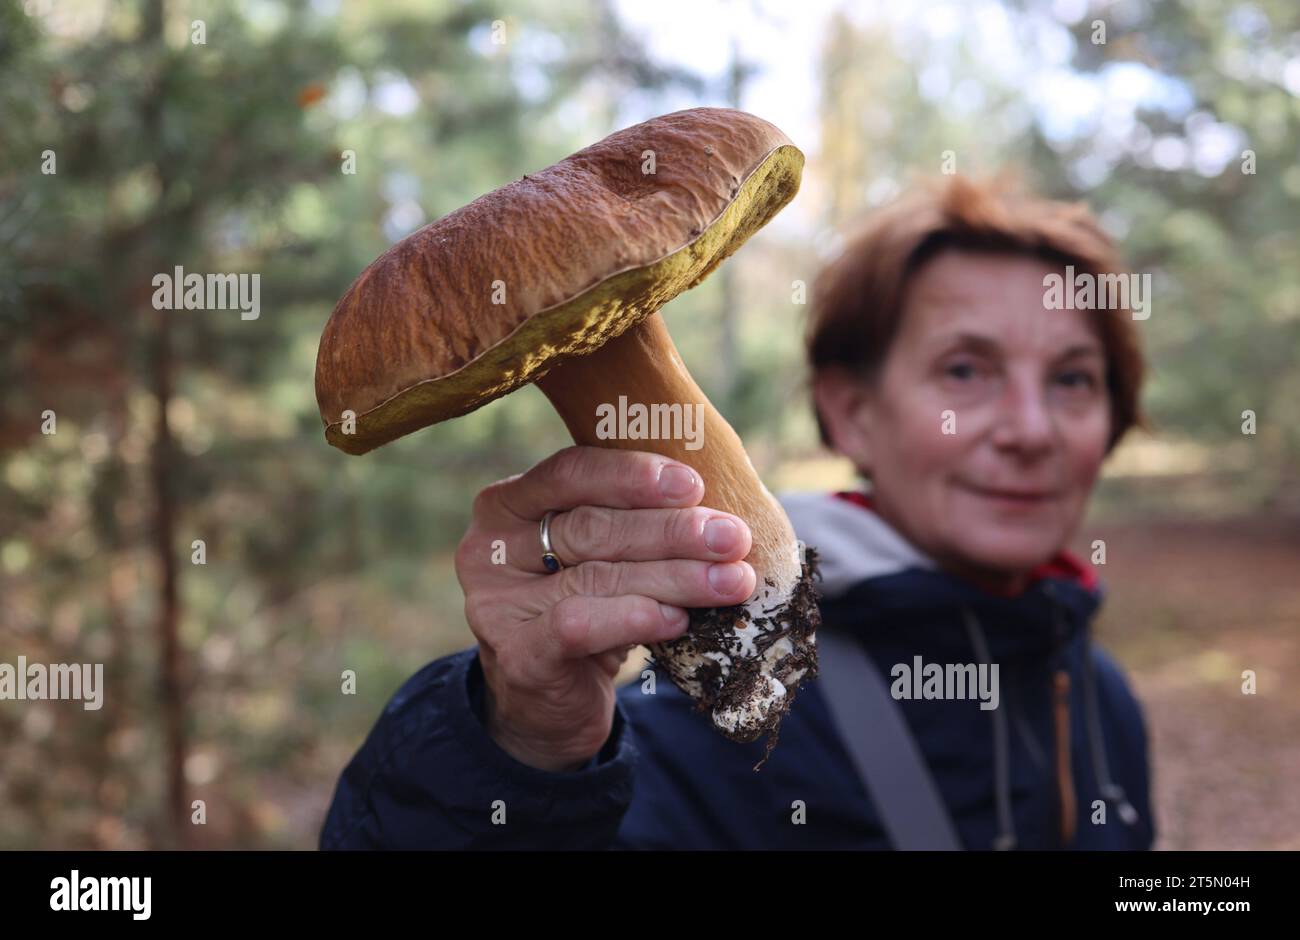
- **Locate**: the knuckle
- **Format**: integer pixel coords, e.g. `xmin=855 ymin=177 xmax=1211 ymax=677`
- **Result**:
xmin=628 ymin=597 xmax=660 ymax=633
xmin=664 ymin=508 xmax=700 ymax=553
xmin=463 ymin=592 xmax=494 ymax=633
xmin=550 ymin=595 xmax=592 ymax=651
xmin=454 ymin=529 xmax=482 ymax=575
xmin=471 ymin=479 xmax=507 ymax=518
xmin=564 ymin=505 xmax=615 ymax=557
xmin=540 ymin=446 xmax=586 ymax=488
xmin=634 ymin=453 xmax=665 ymax=493
xmin=569 ymin=559 xmax=623 ymax=597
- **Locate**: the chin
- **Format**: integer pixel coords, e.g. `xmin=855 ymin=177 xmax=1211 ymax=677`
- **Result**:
xmin=954 ymin=531 xmax=1063 ymax=576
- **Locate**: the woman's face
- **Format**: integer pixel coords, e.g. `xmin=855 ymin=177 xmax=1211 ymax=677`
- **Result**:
xmin=814 ymin=250 xmax=1112 ymax=594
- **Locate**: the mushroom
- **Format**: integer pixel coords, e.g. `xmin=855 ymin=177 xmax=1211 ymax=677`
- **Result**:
xmin=315 ymin=107 xmax=820 ymax=763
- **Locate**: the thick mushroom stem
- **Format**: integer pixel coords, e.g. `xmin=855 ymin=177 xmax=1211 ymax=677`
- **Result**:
xmin=535 ymin=310 xmax=818 ymax=749
xmin=535 ymin=311 xmax=798 ymax=587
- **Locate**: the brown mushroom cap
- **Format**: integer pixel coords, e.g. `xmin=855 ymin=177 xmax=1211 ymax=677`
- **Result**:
xmin=314 ymin=107 xmax=804 ymax=454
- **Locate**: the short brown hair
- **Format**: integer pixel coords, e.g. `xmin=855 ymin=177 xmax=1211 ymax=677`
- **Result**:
xmin=806 ymin=175 xmax=1148 ymax=454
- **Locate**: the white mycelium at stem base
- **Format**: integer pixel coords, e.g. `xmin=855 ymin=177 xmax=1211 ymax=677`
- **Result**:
xmin=536 ymin=310 xmax=815 ymax=741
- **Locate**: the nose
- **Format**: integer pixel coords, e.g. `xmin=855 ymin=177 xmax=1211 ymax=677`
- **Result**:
xmin=990 ymin=373 xmax=1056 ymax=456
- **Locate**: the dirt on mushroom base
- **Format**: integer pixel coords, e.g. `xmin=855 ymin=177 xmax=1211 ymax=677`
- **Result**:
xmin=647 ymin=547 xmax=822 ymax=771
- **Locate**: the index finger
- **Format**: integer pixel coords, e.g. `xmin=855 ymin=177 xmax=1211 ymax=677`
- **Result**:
xmin=491 ymin=446 xmax=703 ymax=524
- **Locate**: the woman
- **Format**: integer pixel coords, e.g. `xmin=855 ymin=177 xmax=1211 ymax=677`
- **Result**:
xmin=320 ymin=176 xmax=1156 ymax=850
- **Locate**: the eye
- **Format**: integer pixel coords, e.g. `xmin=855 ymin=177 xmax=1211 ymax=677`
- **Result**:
xmin=944 ymin=360 xmax=979 ymax=381
xmin=1056 ymin=370 xmax=1098 ymax=389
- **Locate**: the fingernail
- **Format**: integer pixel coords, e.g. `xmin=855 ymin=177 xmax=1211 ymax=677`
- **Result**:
xmin=658 ymin=463 xmax=698 ymax=501
xmin=659 ymin=602 xmax=685 ymax=626
xmin=703 ymin=518 xmax=738 ymax=554
xmin=708 ymin=562 xmax=745 ymax=596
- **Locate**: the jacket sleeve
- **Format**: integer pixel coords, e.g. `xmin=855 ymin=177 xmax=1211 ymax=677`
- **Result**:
xmin=320 ymin=646 xmax=638 ymax=850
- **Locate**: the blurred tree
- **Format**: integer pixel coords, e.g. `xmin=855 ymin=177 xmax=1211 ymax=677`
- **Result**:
xmin=0 ymin=0 xmax=698 ymax=849
xmin=1048 ymin=0 xmax=1300 ymax=503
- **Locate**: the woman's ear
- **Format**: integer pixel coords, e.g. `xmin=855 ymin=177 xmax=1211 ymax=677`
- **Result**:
xmin=812 ymin=365 xmax=876 ymax=472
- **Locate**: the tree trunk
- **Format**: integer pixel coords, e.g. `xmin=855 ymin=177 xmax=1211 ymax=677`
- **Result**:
xmin=151 ymin=305 xmax=188 ymax=846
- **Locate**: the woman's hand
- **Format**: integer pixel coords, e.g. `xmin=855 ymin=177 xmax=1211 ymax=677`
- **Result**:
xmin=455 ymin=446 xmax=755 ymax=772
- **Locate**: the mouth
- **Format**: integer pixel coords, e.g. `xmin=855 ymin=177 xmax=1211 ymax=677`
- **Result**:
xmin=961 ymin=483 xmax=1059 ymax=505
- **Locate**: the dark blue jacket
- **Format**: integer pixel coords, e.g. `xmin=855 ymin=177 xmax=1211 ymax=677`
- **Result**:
xmin=321 ymin=491 xmax=1155 ymax=850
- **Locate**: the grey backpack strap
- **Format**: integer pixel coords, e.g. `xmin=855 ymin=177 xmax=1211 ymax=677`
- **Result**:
xmin=817 ymin=629 xmax=962 ymax=850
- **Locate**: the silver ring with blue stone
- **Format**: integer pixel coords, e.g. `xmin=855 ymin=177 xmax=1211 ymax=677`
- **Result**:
xmin=539 ymin=510 xmax=565 ymax=573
